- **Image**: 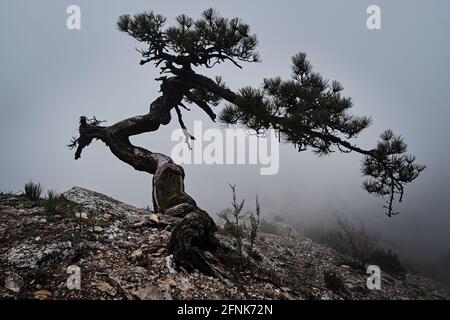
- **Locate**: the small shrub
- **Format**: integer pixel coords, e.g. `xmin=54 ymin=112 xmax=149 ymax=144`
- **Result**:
xmin=44 ymin=189 xmax=60 ymax=213
xmin=369 ymin=248 xmax=406 ymax=279
xmin=300 ymin=240 xmax=318 ymax=286
xmin=249 ymin=196 xmax=261 ymax=254
xmin=325 ymin=214 xmax=380 ymax=268
xmin=217 ymin=184 xmax=247 ymax=259
xmin=24 ymin=181 xmax=43 ymax=201
xmin=218 ymin=185 xmax=262 ymax=261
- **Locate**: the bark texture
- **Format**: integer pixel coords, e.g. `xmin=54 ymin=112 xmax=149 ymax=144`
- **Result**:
xmin=72 ymin=73 xmax=226 ymax=275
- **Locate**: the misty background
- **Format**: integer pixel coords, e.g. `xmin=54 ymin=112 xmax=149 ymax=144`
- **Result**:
xmin=1 ymin=0 xmax=449 ymax=281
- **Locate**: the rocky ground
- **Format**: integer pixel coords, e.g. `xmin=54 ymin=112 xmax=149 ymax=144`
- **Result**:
xmin=0 ymin=187 xmax=449 ymax=300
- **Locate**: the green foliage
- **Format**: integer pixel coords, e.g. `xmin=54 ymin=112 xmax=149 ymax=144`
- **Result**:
xmin=219 ymin=52 xmax=424 ymax=216
xmin=249 ymin=196 xmax=261 ymax=253
xmin=362 ymin=130 xmax=426 ymax=216
xmin=117 ymin=8 xmax=424 ymax=218
xmin=117 ymin=8 xmax=259 ymax=71
xmin=217 ymin=184 xmax=247 ymax=258
xmin=24 ymin=181 xmax=43 ymax=201
xmin=117 ymin=9 xmax=256 ymax=122
xmin=219 ymin=52 xmax=372 ymax=154
xmin=369 ymin=248 xmax=406 ymax=279
xmin=217 ymin=185 xmax=262 ymax=258
xmin=44 ymin=190 xmax=60 ymax=213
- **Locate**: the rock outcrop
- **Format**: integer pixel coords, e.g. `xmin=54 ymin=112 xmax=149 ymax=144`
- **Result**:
xmin=0 ymin=187 xmax=448 ymax=300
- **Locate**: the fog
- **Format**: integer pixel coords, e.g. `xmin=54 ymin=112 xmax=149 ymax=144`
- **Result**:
xmin=1 ymin=0 xmax=449 ymax=281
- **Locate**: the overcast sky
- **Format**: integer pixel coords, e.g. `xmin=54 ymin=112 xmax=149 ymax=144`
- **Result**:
xmin=1 ymin=0 xmax=449 ymax=271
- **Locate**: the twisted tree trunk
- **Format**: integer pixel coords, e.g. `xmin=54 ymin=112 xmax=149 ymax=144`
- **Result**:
xmin=73 ymin=74 xmax=221 ymax=275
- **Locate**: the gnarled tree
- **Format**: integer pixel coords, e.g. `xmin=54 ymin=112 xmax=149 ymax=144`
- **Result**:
xmin=69 ymin=9 xmax=425 ymax=275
